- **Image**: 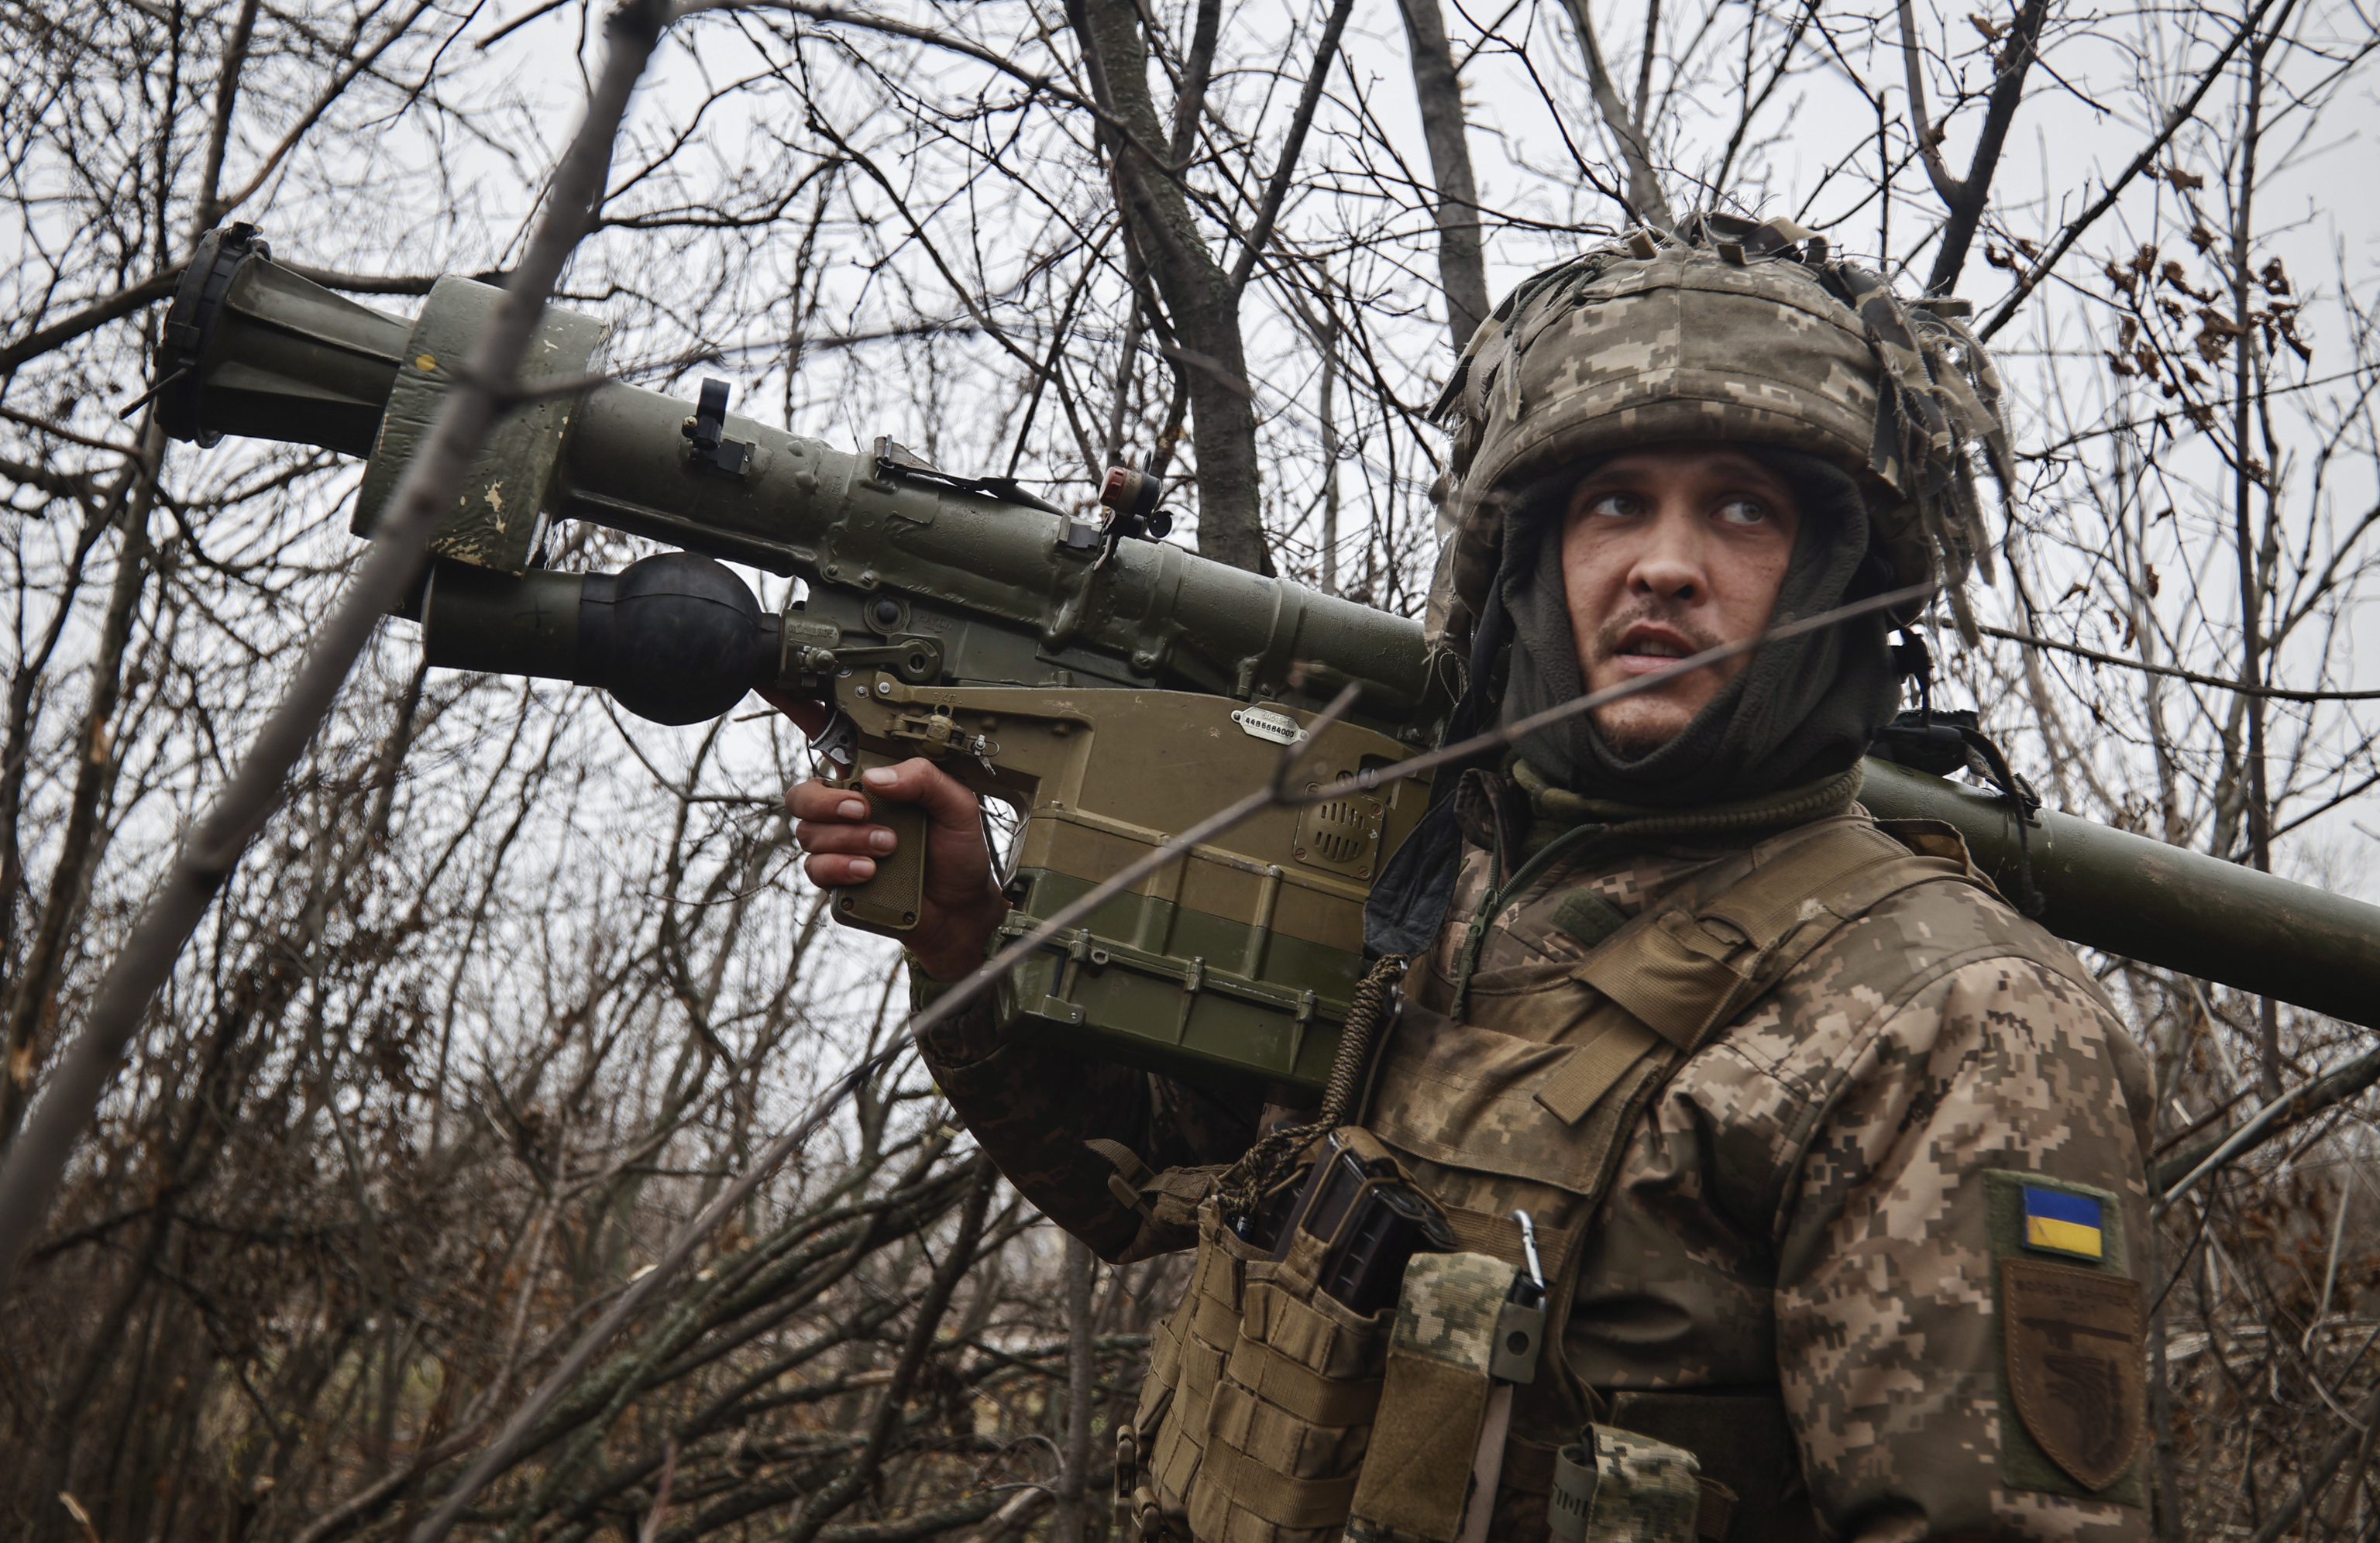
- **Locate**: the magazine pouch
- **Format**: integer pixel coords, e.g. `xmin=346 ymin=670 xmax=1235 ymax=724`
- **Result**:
xmin=1119 ymin=1128 xmax=1447 ymax=1542
xmin=1345 ymin=1249 xmax=1526 ymax=1542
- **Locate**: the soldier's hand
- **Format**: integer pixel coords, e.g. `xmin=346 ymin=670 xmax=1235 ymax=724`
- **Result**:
xmin=782 ymin=755 xmax=1010 ymax=983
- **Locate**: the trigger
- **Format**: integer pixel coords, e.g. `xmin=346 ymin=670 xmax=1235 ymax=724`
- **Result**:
xmin=811 ymin=704 xmax=858 ymax=776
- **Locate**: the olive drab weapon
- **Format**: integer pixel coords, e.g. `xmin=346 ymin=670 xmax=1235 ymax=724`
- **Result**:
xmin=151 ymin=227 xmax=2380 ymax=1107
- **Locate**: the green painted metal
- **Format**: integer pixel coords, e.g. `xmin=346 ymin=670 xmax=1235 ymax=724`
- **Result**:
xmin=169 ymin=242 xmax=411 ymax=457
xmin=992 ymin=869 xmax=1369 ymax=1098
xmin=545 ymin=371 xmax=1442 ymax=737
xmin=154 ymin=236 xmax=2380 ymax=1054
xmin=418 ymin=564 xmax=584 ymax=679
xmin=351 ymin=276 xmax=610 ymax=572
xmin=1859 ymin=758 xmax=2380 ymax=1029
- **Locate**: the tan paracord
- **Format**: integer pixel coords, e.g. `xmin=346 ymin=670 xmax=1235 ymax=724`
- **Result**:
xmin=1214 ymin=951 xmax=1412 ymax=1223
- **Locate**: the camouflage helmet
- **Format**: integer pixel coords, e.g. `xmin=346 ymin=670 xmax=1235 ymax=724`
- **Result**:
xmin=1425 ymin=211 xmax=2014 ymax=658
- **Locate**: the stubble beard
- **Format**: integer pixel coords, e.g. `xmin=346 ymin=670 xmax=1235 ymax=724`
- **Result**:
xmin=1584 ymin=602 xmax=1723 ymax=763
xmin=1590 ymin=706 xmax=1680 ymax=761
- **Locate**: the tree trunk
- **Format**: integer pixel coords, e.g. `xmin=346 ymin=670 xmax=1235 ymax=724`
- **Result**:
xmin=1073 ymin=0 xmax=1266 ymax=572
xmin=1395 ymin=0 xmax=1491 ymax=353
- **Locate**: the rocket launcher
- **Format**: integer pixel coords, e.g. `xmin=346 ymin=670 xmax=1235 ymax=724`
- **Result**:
xmin=150 ymin=226 xmax=2380 ymax=1101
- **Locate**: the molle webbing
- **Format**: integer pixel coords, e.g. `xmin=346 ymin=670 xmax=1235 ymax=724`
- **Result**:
xmin=1447 ymin=768 xmax=1875 ymax=1024
xmin=1123 ymin=1184 xmax=1407 ymax=1543
xmin=1125 ymin=820 xmax=1986 ymax=1541
xmin=1438 ymin=816 xmax=1979 ymax=1236
xmin=1364 ymin=819 xmax=1988 ymax=1539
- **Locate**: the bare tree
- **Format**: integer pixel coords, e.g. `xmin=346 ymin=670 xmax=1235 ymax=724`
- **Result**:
xmin=2 ymin=2 xmax=2376 ymax=1540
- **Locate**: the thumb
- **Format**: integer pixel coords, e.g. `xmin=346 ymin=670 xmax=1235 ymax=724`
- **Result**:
xmin=858 ymin=759 xmax=981 ymax=832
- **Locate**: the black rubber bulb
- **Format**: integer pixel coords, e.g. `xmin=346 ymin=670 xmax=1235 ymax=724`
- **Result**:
xmin=576 ymin=552 xmax=772 ymax=725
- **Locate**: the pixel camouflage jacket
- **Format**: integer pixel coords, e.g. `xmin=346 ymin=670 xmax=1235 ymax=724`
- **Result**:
xmin=915 ymin=775 xmax=2158 ymax=1541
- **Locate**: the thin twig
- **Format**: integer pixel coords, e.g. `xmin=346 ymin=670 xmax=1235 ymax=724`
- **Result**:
xmin=1225 ymin=0 xmax=1357 ymax=293
xmin=1977 ymin=0 xmax=2286 ymax=339
xmin=2245 ymin=1378 xmax=2380 ymax=1543
xmin=402 ymin=1039 xmax=909 ymax=1543
xmin=2156 ymin=1046 xmax=2380 ymax=1208
xmin=1978 ymin=624 xmax=2380 ymax=701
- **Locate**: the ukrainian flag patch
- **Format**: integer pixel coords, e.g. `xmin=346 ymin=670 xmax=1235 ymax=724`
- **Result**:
xmin=2022 ymin=1186 xmax=2105 ymax=1260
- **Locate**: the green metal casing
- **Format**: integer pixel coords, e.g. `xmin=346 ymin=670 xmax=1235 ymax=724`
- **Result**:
xmin=351 ymin=275 xmax=610 ymax=572
xmin=156 ymin=242 xmax=2380 ymax=1100
xmin=823 ymin=675 xmax=1428 ymax=1098
xmin=1859 ymin=760 xmax=2380 ymax=1030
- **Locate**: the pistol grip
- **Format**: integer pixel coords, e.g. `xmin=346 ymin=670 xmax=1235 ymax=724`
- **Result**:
xmin=823 ymin=777 xmax=929 ymax=934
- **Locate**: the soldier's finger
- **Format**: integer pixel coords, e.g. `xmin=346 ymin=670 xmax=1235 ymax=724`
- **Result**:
xmin=792 ymin=820 xmax=896 ymax=857
xmin=785 ymin=778 xmax=871 ymax=823
xmin=803 ymin=851 xmax=877 ymax=886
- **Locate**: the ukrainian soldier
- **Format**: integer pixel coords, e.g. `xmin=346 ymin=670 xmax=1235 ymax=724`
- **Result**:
xmin=784 ymin=214 xmax=2155 ymax=1542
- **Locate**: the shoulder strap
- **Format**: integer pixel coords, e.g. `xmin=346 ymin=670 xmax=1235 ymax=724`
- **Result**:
xmin=1575 ymin=820 xmax=1982 ymax=1053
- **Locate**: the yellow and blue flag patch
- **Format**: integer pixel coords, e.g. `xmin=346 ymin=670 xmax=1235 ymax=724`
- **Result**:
xmin=2022 ymin=1186 xmax=2104 ymax=1260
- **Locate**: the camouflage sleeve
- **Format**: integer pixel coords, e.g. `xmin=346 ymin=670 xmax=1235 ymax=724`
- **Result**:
xmin=1773 ymin=951 xmax=2156 ymax=1543
xmin=909 ymin=961 xmax=1263 ymax=1261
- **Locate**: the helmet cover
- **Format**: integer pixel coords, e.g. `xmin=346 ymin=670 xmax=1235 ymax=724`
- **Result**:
xmin=1425 ymin=212 xmax=2013 ymax=661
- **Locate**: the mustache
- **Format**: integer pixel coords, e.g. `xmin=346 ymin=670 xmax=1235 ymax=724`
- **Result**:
xmin=1589 ymin=604 xmax=1725 ymax=662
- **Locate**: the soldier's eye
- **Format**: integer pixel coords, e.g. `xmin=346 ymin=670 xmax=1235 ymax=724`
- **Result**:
xmin=1583 ymin=491 xmax=1644 ymax=520
xmin=1715 ymin=497 xmax=1770 ymax=526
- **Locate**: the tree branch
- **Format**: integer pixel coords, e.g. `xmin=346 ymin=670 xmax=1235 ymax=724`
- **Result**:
xmin=1977 ymin=0 xmax=2284 ymax=338
xmin=1395 ymin=0 xmax=1491 ymax=352
xmin=0 ymin=272 xmax=180 ymax=378
xmin=0 ymin=0 xmax=673 ymax=1304
xmin=1895 ymin=0 xmax=1964 ymax=205
xmin=1922 ymin=0 xmax=2051 ymax=294
xmin=1168 ymin=0 xmax=1220 ymax=163
xmin=1976 ymin=624 xmax=2380 ymax=701
xmin=1072 ymin=0 xmax=1264 ymax=570
xmin=1560 ymin=0 xmax=1673 ymax=227
xmin=207 ymin=0 xmax=443 ymax=225
xmin=1226 ymin=0 xmax=1355 ymax=294
xmin=2155 ymin=1045 xmax=2380 ymax=1205
xmin=780 ymin=1158 xmax=996 ymax=1543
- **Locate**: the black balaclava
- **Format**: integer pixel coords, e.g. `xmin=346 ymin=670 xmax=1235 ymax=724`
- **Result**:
xmin=1498 ymin=445 xmax=1900 ymax=808
xmin=1363 ymin=446 xmax=1903 ymax=957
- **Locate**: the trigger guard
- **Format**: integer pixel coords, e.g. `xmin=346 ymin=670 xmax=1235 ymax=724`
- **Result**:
xmin=810 ymin=705 xmax=858 ymax=775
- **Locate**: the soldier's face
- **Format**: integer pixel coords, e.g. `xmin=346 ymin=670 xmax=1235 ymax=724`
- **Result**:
xmin=1558 ymin=442 xmax=1802 ymax=758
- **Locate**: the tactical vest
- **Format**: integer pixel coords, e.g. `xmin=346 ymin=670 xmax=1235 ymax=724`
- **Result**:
xmin=1108 ymin=815 xmax=1995 ymax=1543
